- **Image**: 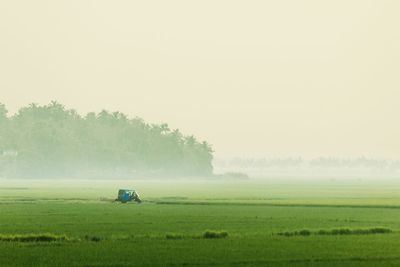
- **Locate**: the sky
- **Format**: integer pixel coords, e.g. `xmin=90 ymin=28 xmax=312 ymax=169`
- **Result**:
xmin=1 ymin=0 xmax=399 ymax=159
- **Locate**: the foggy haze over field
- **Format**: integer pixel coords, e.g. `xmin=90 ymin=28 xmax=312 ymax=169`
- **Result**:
xmin=3 ymin=2 xmax=400 ymax=267
xmin=1 ymin=1 xmax=400 ymax=162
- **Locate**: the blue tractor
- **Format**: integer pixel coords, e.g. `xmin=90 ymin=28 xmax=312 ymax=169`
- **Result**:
xmin=116 ymin=189 xmax=141 ymax=203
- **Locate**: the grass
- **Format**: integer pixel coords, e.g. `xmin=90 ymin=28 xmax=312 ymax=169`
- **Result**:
xmin=0 ymin=233 xmax=68 ymax=242
xmin=318 ymin=227 xmax=392 ymax=235
xmin=165 ymin=233 xmax=185 ymax=240
xmin=1 ymin=179 xmax=400 ymax=266
xmin=203 ymin=230 xmax=228 ymax=239
xmin=278 ymin=228 xmax=392 ymax=237
xmin=83 ymin=235 xmax=102 ymax=242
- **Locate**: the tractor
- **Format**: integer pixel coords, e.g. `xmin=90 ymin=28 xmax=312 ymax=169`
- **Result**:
xmin=116 ymin=189 xmax=142 ymax=203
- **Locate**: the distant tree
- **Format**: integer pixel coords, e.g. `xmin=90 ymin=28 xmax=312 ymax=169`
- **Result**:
xmin=0 ymin=103 xmax=9 ymax=149
xmin=0 ymin=102 xmax=214 ymax=178
xmin=0 ymin=103 xmax=7 ymax=121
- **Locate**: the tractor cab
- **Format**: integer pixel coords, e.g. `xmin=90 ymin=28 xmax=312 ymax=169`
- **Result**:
xmin=116 ymin=189 xmax=141 ymax=203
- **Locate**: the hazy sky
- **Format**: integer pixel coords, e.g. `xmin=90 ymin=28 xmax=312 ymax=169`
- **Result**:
xmin=1 ymin=1 xmax=399 ymax=159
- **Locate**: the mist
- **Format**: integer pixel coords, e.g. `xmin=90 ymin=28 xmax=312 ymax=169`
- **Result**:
xmin=1 ymin=0 xmax=400 ymax=160
xmin=0 ymin=102 xmax=213 ymax=179
xmin=2 ymin=2 xmax=400 ymax=266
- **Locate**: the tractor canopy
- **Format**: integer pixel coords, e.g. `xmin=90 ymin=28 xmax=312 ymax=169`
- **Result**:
xmin=116 ymin=189 xmax=141 ymax=203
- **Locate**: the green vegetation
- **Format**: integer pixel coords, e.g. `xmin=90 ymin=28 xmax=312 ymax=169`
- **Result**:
xmin=0 ymin=233 xmax=68 ymax=242
xmin=83 ymin=235 xmax=102 ymax=242
xmin=1 ymin=180 xmax=400 ymax=266
xmin=318 ymin=228 xmax=392 ymax=235
xmin=203 ymin=230 xmax=229 ymax=239
xmin=278 ymin=228 xmax=392 ymax=237
xmin=278 ymin=229 xmax=312 ymax=236
xmin=165 ymin=233 xmax=185 ymax=240
xmin=0 ymin=102 xmax=213 ymax=178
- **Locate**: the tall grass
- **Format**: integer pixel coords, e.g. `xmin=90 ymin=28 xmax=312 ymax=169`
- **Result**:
xmin=0 ymin=233 xmax=68 ymax=242
xmin=165 ymin=233 xmax=184 ymax=240
xmin=317 ymin=227 xmax=392 ymax=235
xmin=278 ymin=227 xmax=392 ymax=237
xmin=84 ymin=235 xmax=102 ymax=242
xmin=165 ymin=231 xmax=229 ymax=240
xmin=203 ymin=230 xmax=228 ymax=239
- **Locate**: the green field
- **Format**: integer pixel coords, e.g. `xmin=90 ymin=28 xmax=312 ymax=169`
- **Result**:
xmin=1 ymin=178 xmax=400 ymax=266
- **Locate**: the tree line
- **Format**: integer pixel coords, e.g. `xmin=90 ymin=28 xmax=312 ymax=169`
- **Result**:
xmin=0 ymin=102 xmax=213 ymax=178
xmin=216 ymin=157 xmax=400 ymax=170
